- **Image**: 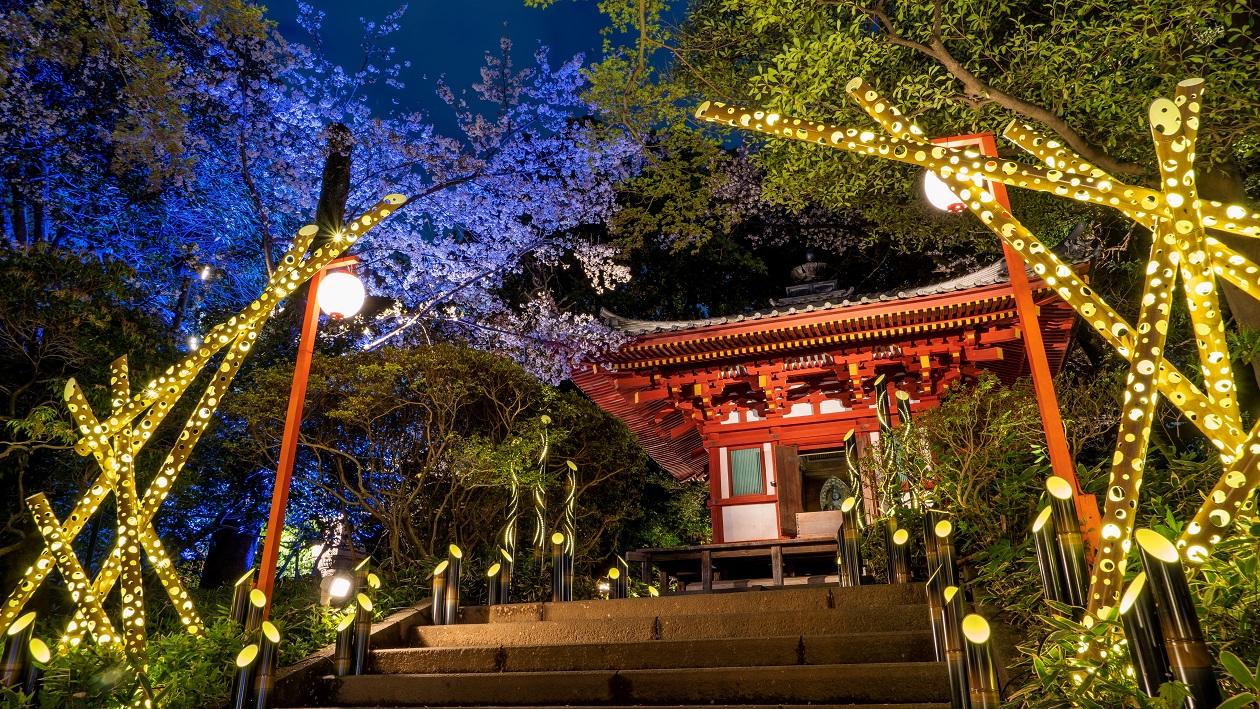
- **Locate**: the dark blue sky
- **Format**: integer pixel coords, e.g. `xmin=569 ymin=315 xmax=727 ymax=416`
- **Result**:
xmin=269 ymin=0 xmax=607 ymax=131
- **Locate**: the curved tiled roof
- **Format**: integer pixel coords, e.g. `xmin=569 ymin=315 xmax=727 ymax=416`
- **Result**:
xmin=600 ymin=257 xmax=1048 ymax=336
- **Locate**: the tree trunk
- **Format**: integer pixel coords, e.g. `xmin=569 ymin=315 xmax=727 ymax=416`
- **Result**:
xmin=313 ymin=123 xmax=354 ymax=251
xmin=8 ymin=180 xmax=26 ymax=248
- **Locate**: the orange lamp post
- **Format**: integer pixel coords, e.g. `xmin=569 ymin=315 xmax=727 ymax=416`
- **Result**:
xmin=255 ymin=254 xmax=366 ymax=616
xmin=926 ymin=133 xmax=1101 ymax=553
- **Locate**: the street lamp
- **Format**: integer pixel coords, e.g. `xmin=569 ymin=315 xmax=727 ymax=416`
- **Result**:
xmin=256 ymin=254 xmax=365 ymax=616
xmin=921 ymin=134 xmax=1100 ymax=551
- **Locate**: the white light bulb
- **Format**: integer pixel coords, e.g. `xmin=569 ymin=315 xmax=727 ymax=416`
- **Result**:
xmin=187 ymin=335 xmax=200 ymax=351
xmin=316 ymin=271 xmax=366 ymax=319
xmin=328 ymin=575 xmax=353 ymax=600
xmin=923 ymin=171 xmax=967 ymax=213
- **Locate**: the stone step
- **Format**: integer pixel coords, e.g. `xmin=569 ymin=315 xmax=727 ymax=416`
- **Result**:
xmin=416 ymin=605 xmax=931 ymax=647
xmin=328 ymin=663 xmax=950 ymax=706
xmin=375 ymin=630 xmax=936 ymax=674
xmin=491 ymin=583 xmax=926 ymax=623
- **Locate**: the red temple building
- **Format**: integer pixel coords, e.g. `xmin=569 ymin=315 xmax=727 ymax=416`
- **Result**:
xmin=575 ymin=257 xmax=1081 ymax=551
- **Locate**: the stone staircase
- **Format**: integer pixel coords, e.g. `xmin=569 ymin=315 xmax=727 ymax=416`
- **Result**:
xmin=288 ymin=583 xmax=950 ymax=708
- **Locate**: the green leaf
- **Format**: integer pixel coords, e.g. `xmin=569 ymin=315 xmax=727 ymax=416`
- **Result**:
xmin=1214 ymin=693 xmax=1257 ymax=709
xmin=1220 ymin=651 xmax=1256 ymax=688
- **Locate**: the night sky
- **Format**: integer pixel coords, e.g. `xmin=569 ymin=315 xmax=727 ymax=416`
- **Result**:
xmin=269 ymin=0 xmax=608 ymax=133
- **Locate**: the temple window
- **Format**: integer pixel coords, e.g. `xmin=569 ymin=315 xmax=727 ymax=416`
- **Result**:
xmin=729 ymin=447 xmax=766 ymax=497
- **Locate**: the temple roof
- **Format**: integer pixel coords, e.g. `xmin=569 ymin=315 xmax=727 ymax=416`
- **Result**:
xmin=602 ymin=257 xmax=1031 ymax=336
xmin=576 ymin=253 xmax=1084 ymax=480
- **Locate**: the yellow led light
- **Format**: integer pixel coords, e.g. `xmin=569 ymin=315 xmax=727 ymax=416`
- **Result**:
xmin=1118 ymin=573 xmax=1148 ymax=615
xmin=892 ymin=529 xmax=910 ymax=545
xmin=1135 ymin=529 xmax=1180 ymax=563
xmin=235 ymin=643 xmax=259 ymax=668
xmin=448 ymin=544 xmax=463 ymax=559
xmin=962 ymin=614 xmax=992 ymax=644
xmin=487 ymin=563 xmax=502 ymax=578
xmin=1032 ymin=506 xmax=1053 ymax=532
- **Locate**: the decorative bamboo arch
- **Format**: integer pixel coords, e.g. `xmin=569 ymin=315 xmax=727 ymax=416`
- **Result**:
xmin=695 ymin=76 xmax=1260 ymax=622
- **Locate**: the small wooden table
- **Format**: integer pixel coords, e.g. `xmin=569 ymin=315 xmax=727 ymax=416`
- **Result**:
xmin=627 ymin=537 xmax=838 ymax=593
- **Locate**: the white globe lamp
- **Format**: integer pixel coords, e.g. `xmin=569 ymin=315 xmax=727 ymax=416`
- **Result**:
xmin=923 ymin=170 xmax=967 ymax=213
xmin=316 ymin=271 xmax=366 ymax=319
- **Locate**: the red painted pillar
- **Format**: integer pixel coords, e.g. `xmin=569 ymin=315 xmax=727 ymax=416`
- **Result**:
xmin=934 ymin=134 xmax=1101 ymax=556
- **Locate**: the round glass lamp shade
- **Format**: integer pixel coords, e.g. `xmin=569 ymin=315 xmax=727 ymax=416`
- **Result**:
xmin=316 ymin=271 xmax=366 ymax=319
xmin=923 ymin=171 xmax=966 ymax=213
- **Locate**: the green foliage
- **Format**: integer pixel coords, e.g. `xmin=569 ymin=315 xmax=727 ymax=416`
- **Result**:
xmin=37 ymin=619 xmax=240 ymax=709
xmin=1008 ymin=610 xmax=1190 ymax=708
xmin=1217 ymin=649 xmax=1260 ymax=709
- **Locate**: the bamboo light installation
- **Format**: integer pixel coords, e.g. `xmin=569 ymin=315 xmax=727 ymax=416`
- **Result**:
xmin=1119 ymin=572 xmax=1172 ymax=698
xmin=1045 ymin=476 xmax=1088 ymax=609
xmin=0 ymin=195 xmax=406 ymax=660
xmin=551 ymin=532 xmax=572 ymax=602
xmin=501 ymin=466 xmax=520 ymax=603
xmin=444 ymin=544 xmax=462 ymax=626
xmin=890 ymin=526 xmax=912 ymax=584
xmin=838 ymin=496 xmax=862 ymax=587
xmin=351 ymin=592 xmax=374 ymax=676
xmin=695 ymin=77 xmax=1260 ymax=624
xmin=253 ymin=621 xmax=281 ymax=709
xmin=938 ymin=532 xmax=967 ymax=709
xmin=230 ymin=569 xmax=257 ymax=628
xmin=487 ymin=563 xmax=503 ymax=606
xmin=1135 ymin=529 xmax=1221 ymax=706
xmin=429 ymin=560 xmax=449 ymax=626
xmin=333 ymin=610 xmax=355 ymax=677
xmin=498 ymin=548 xmax=514 ymax=604
xmin=1 ymin=612 xmax=36 ymax=687
xmin=962 ymin=613 xmax=1001 ymax=708
xmin=23 ymin=637 xmax=48 ymax=701
xmin=229 ymin=643 xmax=260 ymax=709
xmin=1031 ymin=506 xmax=1068 ymax=605
xmin=922 ymin=510 xmax=946 ymax=662
xmin=563 ymin=460 xmax=577 ymax=600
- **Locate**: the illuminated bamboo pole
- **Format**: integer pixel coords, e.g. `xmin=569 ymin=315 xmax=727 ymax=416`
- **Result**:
xmin=883 ymin=517 xmax=910 ymax=584
xmin=429 ymin=561 xmax=448 ymax=626
xmin=923 ymin=509 xmax=945 ymax=661
xmin=498 ymin=548 xmax=513 ymax=604
xmin=22 ymin=637 xmax=48 ymax=700
xmin=332 ymin=610 xmax=355 ymax=677
xmin=838 ymin=496 xmax=862 ymax=586
xmin=962 ymin=614 xmax=1001 ymax=708
xmin=444 ymin=544 xmax=462 ymax=626
xmin=487 ymin=563 xmax=502 ymax=606
xmin=607 ymin=566 xmax=622 ymax=600
xmin=253 ymin=621 xmax=280 ymax=709
xmin=1031 ymin=506 xmax=1067 ymax=604
xmin=1045 ymin=477 xmax=1088 ymax=609
xmin=230 ymin=569 xmax=256 ymax=627
xmin=1119 ymin=572 xmax=1172 ymax=698
xmin=563 ymin=460 xmax=577 ymax=602
xmin=1135 ymin=529 xmax=1221 ymax=707
xmin=229 ymin=643 xmax=259 ymax=709
xmin=244 ymin=589 xmax=267 ymax=634
xmin=1 ymin=612 xmax=36 ymax=687
xmin=941 ymin=585 xmax=968 ymax=709
xmin=351 ymin=593 xmax=373 ymax=676
xmin=616 ymin=555 xmax=630 ymax=599
xmin=551 ymin=532 xmax=568 ymax=602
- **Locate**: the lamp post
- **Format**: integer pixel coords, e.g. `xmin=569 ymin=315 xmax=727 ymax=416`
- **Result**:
xmin=256 ymin=255 xmax=366 ymax=616
xmin=923 ymin=134 xmax=1100 ymax=553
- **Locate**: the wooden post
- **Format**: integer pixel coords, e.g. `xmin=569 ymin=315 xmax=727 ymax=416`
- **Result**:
xmin=700 ymin=550 xmax=713 ymax=593
xmin=770 ymin=544 xmax=784 ymax=586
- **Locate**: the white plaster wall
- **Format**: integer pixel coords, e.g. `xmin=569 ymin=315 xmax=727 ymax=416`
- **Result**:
xmin=718 ymin=446 xmax=730 ymax=498
xmin=784 ymin=402 xmax=813 ymax=418
xmin=721 ymin=503 xmax=779 ymax=542
xmin=819 ymin=399 xmax=848 ymax=415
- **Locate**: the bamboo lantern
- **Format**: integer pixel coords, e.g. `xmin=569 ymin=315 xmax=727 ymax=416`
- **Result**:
xmin=429 ymin=560 xmax=449 ymax=626
xmin=332 ymin=609 xmax=355 ymax=677
xmin=961 ymin=613 xmax=1000 ymax=708
xmin=1135 ymin=529 xmax=1220 ymax=707
xmin=253 ymin=621 xmax=280 ymax=709
xmin=1031 ymin=506 xmax=1067 ymax=604
xmin=1045 ymin=476 xmax=1088 ymax=608
xmin=1119 ymin=572 xmax=1172 ymax=698
xmin=228 ymin=643 xmax=259 ymax=709
xmin=487 ymin=563 xmax=502 ymax=606
xmin=351 ymin=593 xmax=374 ymax=676
xmin=444 ymin=544 xmax=462 ymax=625
xmin=1 ymin=612 xmax=36 ymax=688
